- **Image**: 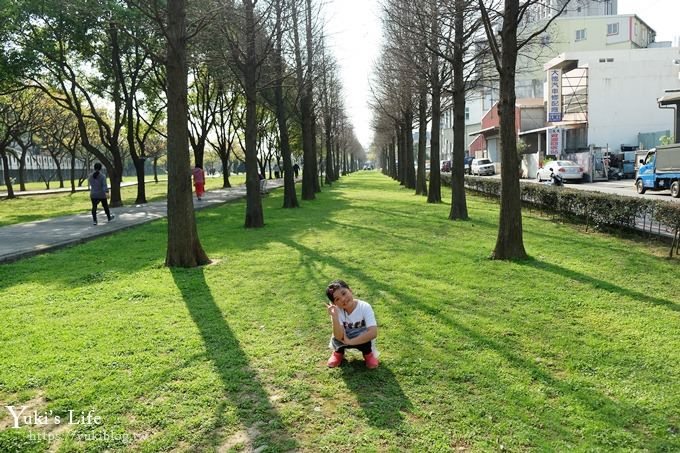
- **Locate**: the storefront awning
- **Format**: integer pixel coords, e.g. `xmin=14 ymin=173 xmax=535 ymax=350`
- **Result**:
xmin=518 ymin=126 xmax=555 ymax=136
xmin=547 ymin=120 xmax=587 ymax=128
xmin=468 ymin=126 xmax=498 ymax=137
xmin=658 ymin=91 xmax=680 ymax=105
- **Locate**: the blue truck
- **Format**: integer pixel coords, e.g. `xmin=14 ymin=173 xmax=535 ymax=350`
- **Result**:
xmin=635 ymin=144 xmax=680 ymax=198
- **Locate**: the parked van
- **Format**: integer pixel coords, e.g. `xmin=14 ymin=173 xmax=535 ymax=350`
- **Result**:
xmin=635 ymin=144 xmax=680 ymax=198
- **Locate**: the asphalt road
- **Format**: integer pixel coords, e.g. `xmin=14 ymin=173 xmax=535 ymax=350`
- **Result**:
xmin=523 ymin=177 xmax=680 ymax=203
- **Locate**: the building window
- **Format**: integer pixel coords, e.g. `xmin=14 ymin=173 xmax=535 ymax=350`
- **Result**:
xmin=607 ymin=23 xmax=619 ymax=35
xmin=465 ymin=107 xmax=470 ymax=121
xmin=575 ymin=29 xmax=586 ymax=41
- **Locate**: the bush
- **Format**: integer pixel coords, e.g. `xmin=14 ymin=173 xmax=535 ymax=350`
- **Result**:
xmin=441 ymin=174 xmax=680 ymax=256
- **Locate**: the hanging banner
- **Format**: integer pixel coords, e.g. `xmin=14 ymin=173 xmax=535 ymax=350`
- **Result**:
xmin=547 ymin=128 xmax=562 ymax=156
xmin=548 ymin=69 xmax=562 ymax=122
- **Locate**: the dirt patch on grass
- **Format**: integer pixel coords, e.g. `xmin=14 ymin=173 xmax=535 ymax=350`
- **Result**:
xmin=0 ymin=391 xmax=75 ymax=452
xmin=218 ymin=422 xmax=264 ymax=452
xmin=451 ymin=438 xmax=472 ymax=451
xmin=0 ymin=392 xmax=48 ymax=430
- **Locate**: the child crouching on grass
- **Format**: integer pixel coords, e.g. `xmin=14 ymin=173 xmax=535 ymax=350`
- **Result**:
xmin=325 ymin=279 xmax=379 ymax=369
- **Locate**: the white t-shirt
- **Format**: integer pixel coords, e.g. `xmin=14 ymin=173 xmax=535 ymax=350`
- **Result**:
xmin=330 ymin=299 xmax=378 ymax=355
xmin=338 ymin=299 xmax=377 ymax=337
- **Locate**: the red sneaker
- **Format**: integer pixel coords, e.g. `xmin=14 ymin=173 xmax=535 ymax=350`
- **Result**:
xmin=363 ymin=352 xmax=379 ymax=369
xmin=327 ymin=351 xmax=344 ymax=368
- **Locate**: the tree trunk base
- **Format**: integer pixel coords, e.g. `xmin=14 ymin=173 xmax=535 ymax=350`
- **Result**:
xmin=165 ymin=244 xmax=211 ymax=268
xmin=449 ymin=212 xmax=469 ymax=221
xmin=490 ymin=244 xmax=528 ymax=261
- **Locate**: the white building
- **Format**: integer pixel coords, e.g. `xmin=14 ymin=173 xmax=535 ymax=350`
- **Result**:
xmin=526 ymin=0 xmax=617 ymax=22
xmin=440 ymin=1 xmax=628 ymax=158
xmin=514 ymin=47 xmax=680 ymax=180
xmin=0 ymin=151 xmax=87 ymax=187
xmin=545 ymin=47 xmax=680 ymax=153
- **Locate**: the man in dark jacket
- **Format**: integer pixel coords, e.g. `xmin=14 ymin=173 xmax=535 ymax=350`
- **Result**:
xmin=88 ymin=163 xmax=115 ymax=225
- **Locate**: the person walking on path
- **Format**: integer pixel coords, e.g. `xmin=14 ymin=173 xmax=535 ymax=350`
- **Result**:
xmin=88 ymin=163 xmax=115 ymax=225
xmin=293 ymin=163 xmax=300 ymax=178
xmin=193 ymin=165 xmax=205 ymax=201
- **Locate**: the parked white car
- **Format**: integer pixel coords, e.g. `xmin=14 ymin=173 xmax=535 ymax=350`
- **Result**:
xmin=471 ymin=158 xmax=495 ymax=176
xmin=536 ymin=160 xmax=584 ymax=182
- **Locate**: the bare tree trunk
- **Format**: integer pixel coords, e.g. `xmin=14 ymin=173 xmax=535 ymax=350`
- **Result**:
xmin=107 ymin=167 xmax=123 ymax=207
xmin=428 ymin=61 xmax=442 ymax=203
xmin=18 ymin=149 xmax=27 ymax=191
xmin=311 ymin=116 xmax=321 ymax=193
xmin=70 ymin=152 xmax=76 ymax=193
xmin=490 ymin=0 xmax=527 ymax=260
xmin=334 ymin=140 xmax=340 ymax=180
xmin=134 ymin=157 xmax=147 ymax=203
xmin=449 ymin=0 xmax=469 ymax=220
xmin=244 ymin=0 xmax=264 ymax=227
xmin=397 ymin=124 xmax=405 ymax=185
xmin=389 ymin=138 xmax=397 ymax=179
xmin=404 ymin=107 xmax=416 ymax=189
xmin=111 ymin=21 xmax=147 ymax=205
xmin=219 ymin=147 xmax=232 ymax=188
xmin=324 ymin=124 xmax=334 ymax=185
xmin=153 ymin=157 xmax=159 ymax=183
xmin=291 ymin=0 xmax=315 ymax=201
xmin=416 ymin=85 xmax=428 ymax=196
xmin=1 ymin=153 xmax=15 ymax=199
xmin=57 ymin=167 xmax=64 ymax=188
xmin=272 ymin=0 xmax=297 ymax=208
xmin=306 ymin=0 xmax=321 ymax=194
xmin=165 ymin=0 xmax=209 ymax=267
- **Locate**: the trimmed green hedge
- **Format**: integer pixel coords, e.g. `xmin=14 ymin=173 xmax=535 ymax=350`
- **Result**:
xmin=442 ymin=174 xmax=680 ymax=256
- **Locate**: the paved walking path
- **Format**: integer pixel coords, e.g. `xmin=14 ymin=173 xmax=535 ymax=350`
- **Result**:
xmin=0 ymin=179 xmax=284 ymax=264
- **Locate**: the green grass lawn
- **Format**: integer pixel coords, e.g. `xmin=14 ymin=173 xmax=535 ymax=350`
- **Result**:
xmin=0 ymin=175 xmax=245 ymax=227
xmin=0 ymin=172 xmax=678 ymax=452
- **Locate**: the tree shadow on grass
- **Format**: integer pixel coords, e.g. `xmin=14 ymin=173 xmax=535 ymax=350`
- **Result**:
xmin=517 ymin=257 xmax=680 ymax=312
xmin=170 ymin=267 xmax=297 ymax=451
xmin=339 ymin=362 xmax=412 ymax=430
xmin=281 ymin=239 xmax=671 ymax=445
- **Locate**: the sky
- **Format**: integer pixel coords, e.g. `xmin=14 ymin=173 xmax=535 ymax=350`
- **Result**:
xmin=323 ymin=0 xmax=680 ymax=150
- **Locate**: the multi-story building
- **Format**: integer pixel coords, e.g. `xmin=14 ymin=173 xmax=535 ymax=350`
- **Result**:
xmin=515 ymin=13 xmax=658 ymax=99
xmin=441 ymin=0 xmax=668 ymax=173
xmin=526 ymin=0 xmax=617 ymax=22
xmin=550 ymin=47 xmax=679 ymax=149
xmin=515 ymin=46 xmax=680 ymax=180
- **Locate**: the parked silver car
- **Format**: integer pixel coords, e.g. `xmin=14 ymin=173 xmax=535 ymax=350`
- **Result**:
xmin=471 ymin=158 xmax=495 ymax=176
xmin=536 ymin=160 xmax=584 ymax=182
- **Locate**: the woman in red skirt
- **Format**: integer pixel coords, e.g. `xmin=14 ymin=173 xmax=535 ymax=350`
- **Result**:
xmin=192 ymin=165 xmax=205 ymax=200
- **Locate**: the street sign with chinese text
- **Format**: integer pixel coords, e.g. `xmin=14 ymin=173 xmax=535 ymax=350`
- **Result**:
xmin=547 ymin=128 xmax=562 ymax=156
xmin=548 ymin=69 xmax=562 ymax=122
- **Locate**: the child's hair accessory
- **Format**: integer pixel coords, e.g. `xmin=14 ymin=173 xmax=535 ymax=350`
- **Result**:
xmin=326 ymin=280 xmax=349 ymax=302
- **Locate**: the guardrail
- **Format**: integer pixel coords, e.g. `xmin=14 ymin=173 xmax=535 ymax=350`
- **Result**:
xmin=442 ymin=174 xmax=680 ymax=258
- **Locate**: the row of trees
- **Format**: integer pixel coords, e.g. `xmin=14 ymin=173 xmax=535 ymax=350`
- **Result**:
xmin=0 ymin=88 xmax=168 ymax=195
xmin=371 ymin=0 xmax=571 ymax=260
xmin=0 ymin=0 xmax=365 ymax=266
